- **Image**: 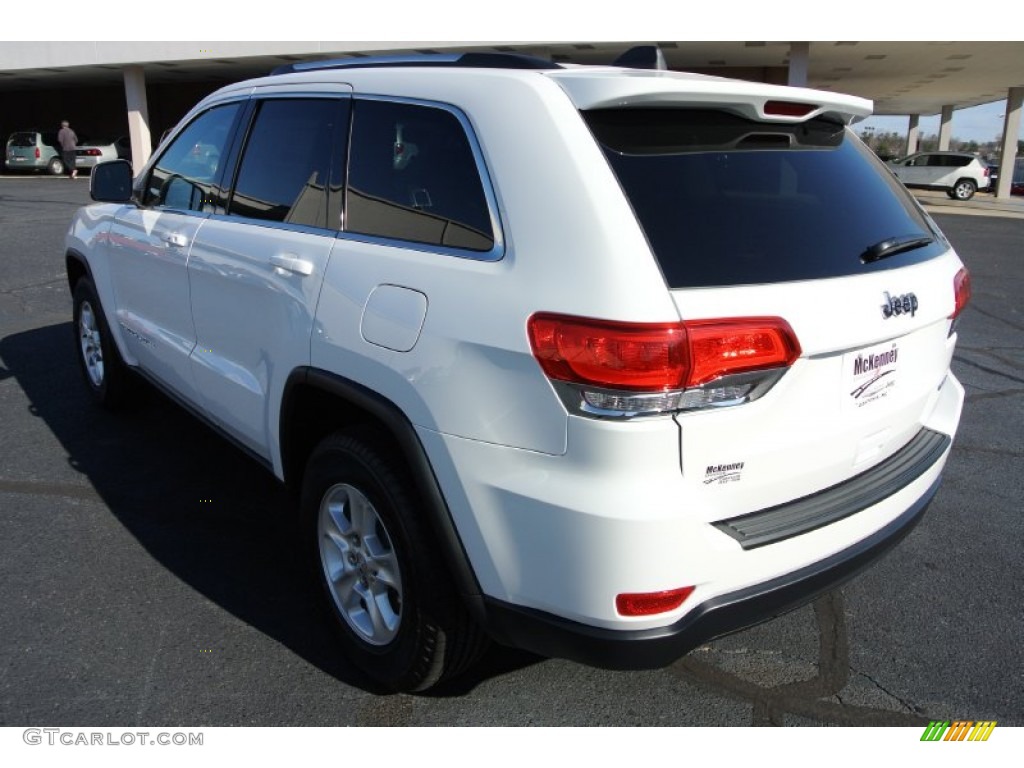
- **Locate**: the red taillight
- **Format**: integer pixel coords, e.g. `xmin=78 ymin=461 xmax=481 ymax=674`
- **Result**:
xmin=763 ymin=100 xmax=816 ymax=117
xmin=951 ymin=267 xmax=971 ymax=320
xmin=84 ymin=149 xmax=101 ymax=156
xmin=685 ymin=318 xmax=802 ymax=387
xmin=616 ymin=586 xmax=695 ymax=617
xmin=34 ymin=147 xmax=41 ymax=158
xmin=527 ymin=314 xmax=800 ymax=391
xmin=527 ymin=314 xmax=688 ymax=391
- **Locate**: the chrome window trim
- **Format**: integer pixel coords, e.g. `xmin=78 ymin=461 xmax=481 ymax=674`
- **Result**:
xmin=341 ymin=93 xmax=506 ymax=263
xmin=205 ymin=210 xmax=340 ymax=240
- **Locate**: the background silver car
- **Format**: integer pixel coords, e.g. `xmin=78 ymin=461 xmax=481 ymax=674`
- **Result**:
xmin=5 ymin=131 xmax=63 ymax=174
xmin=74 ymin=137 xmax=128 ymax=170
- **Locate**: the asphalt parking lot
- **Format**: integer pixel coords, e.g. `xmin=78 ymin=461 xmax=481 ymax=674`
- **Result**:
xmin=0 ymin=176 xmax=1021 ymax=727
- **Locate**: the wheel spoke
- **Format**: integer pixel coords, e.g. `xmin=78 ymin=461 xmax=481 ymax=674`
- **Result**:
xmin=362 ymin=532 xmax=391 ymax=560
xmin=343 ymin=577 xmax=369 ymax=616
xmin=326 ymin=497 xmax=354 ymax=537
xmin=348 ymin=492 xmax=375 ymax=538
xmin=322 ymin=529 xmax=350 ymax=558
xmin=363 ymin=582 xmax=400 ymax=638
xmin=334 ymin=569 xmax=361 ymax=602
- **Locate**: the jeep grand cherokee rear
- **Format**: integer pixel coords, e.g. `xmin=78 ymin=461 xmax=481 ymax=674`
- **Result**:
xmin=68 ymin=56 xmax=967 ymax=692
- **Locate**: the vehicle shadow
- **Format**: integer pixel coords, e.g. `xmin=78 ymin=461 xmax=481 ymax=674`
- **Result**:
xmin=0 ymin=322 xmax=539 ymax=696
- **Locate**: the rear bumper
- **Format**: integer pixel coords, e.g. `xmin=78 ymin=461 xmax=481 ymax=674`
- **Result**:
xmin=481 ymin=475 xmax=938 ymax=669
xmin=4 ymin=159 xmax=47 ymax=171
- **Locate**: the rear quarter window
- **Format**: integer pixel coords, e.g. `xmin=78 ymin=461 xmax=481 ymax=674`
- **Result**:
xmin=585 ymin=108 xmax=948 ymax=288
xmin=345 ymin=99 xmax=495 ymax=253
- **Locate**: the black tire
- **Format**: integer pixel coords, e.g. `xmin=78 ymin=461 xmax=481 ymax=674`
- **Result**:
xmin=72 ymin=277 xmax=134 ymax=408
xmin=302 ymin=427 xmax=487 ymax=692
xmin=47 ymin=157 xmax=65 ymax=176
xmin=950 ymin=178 xmax=977 ymax=201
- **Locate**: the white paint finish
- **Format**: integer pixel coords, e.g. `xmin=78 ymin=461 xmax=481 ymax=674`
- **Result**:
xmin=419 ymin=371 xmax=961 ymax=628
xmin=186 ymin=218 xmax=335 ymax=464
xmin=65 ymin=203 xmax=137 ymax=366
xmin=313 ymin=236 xmax=572 ymax=456
xmin=360 ymin=285 xmax=428 ymax=353
xmin=890 ymin=152 xmax=990 ymax=193
xmin=546 ymin=67 xmax=871 ymax=121
xmin=104 ymin=207 xmax=207 ymax=398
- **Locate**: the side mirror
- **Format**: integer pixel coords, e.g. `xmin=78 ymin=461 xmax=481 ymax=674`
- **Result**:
xmin=90 ymin=160 xmax=134 ymax=203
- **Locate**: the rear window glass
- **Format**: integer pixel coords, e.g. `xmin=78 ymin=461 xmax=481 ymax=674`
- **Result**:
xmin=9 ymin=133 xmax=36 ymax=147
xmin=585 ymin=109 xmax=947 ymax=288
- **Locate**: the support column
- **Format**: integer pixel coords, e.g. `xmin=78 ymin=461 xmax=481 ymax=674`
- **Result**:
xmin=905 ymin=115 xmax=920 ymax=156
xmin=123 ymin=66 xmax=152 ymax=175
xmin=788 ymin=42 xmax=809 ymax=87
xmin=938 ymin=105 xmax=955 ymax=150
xmin=996 ymin=87 xmax=1023 ymax=198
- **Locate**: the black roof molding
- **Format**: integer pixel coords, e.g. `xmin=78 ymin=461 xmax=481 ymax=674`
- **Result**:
xmin=270 ymin=52 xmax=562 ymax=76
xmin=613 ymin=45 xmax=667 ymax=71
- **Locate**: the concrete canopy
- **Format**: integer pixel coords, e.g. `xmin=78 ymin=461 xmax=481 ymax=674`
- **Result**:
xmin=1 ymin=41 xmax=1022 ymax=118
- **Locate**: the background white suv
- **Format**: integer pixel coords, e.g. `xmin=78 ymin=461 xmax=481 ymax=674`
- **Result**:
xmin=889 ymin=150 xmax=991 ymax=200
xmin=66 ymin=51 xmax=969 ymax=692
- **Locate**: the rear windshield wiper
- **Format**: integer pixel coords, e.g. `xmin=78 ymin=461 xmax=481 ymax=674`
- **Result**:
xmin=861 ymin=235 xmax=934 ymax=264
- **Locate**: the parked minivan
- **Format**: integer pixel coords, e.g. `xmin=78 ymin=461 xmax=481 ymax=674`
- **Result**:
xmin=5 ymin=131 xmax=64 ymax=175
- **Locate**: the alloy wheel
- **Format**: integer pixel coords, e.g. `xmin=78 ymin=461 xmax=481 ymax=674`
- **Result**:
xmin=78 ymin=300 xmax=105 ymax=388
xmin=317 ymin=483 xmax=403 ymax=646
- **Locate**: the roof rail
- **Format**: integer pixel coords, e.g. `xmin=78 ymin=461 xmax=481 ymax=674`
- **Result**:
xmin=270 ymin=52 xmax=562 ymax=76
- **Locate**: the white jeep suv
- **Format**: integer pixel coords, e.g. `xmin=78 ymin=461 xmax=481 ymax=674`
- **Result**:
xmin=889 ymin=150 xmax=991 ymax=200
xmin=66 ymin=52 xmax=969 ymax=692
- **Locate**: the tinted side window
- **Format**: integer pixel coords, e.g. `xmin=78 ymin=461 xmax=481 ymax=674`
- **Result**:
xmin=228 ymin=98 xmax=345 ymax=228
xmin=346 ymin=99 xmax=494 ymax=252
xmin=144 ymin=103 xmax=241 ymax=210
xmin=949 ymin=156 xmax=972 ymax=167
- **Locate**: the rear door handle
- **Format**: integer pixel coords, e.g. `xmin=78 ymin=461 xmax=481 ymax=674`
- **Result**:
xmin=270 ymin=253 xmax=314 ymax=276
xmin=163 ymin=232 xmax=189 ymax=248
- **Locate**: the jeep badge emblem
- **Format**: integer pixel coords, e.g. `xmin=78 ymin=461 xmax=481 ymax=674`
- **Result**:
xmin=882 ymin=291 xmax=918 ymax=318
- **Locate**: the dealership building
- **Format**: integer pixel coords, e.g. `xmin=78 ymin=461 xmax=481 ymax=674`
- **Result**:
xmin=1 ymin=41 xmax=1022 ymax=196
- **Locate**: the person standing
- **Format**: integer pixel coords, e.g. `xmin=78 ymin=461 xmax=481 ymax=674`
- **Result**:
xmin=57 ymin=120 xmax=78 ymax=179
